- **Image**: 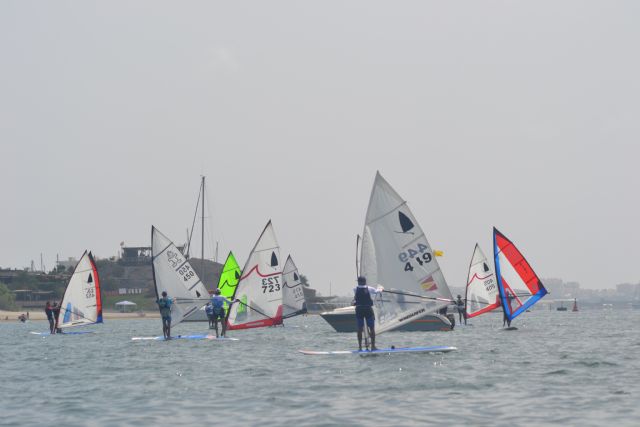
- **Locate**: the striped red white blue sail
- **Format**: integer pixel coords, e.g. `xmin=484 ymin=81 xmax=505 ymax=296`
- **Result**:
xmin=493 ymin=228 xmax=547 ymax=321
xmin=227 ymin=221 xmax=284 ymax=330
xmin=465 ymin=244 xmax=500 ymax=318
xmin=58 ymin=251 xmax=103 ymax=328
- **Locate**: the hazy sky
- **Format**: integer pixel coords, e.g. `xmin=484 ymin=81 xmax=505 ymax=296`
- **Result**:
xmin=2 ymin=1 xmax=639 ymax=295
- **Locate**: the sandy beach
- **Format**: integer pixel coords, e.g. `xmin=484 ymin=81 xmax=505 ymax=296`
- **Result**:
xmin=0 ymin=310 xmax=160 ymax=322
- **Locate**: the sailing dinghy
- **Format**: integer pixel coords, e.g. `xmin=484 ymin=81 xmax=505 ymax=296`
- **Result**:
xmin=301 ymin=172 xmax=457 ymax=355
xmin=131 ymin=227 xmax=213 ymax=341
xmin=464 ymin=244 xmax=500 ymax=320
xmin=32 ymin=251 xmax=103 ymax=336
xmin=282 ymin=255 xmax=307 ymax=319
xmin=227 ymin=221 xmax=284 ymax=330
xmin=360 ymin=172 xmax=454 ymax=335
xmin=493 ymin=227 xmax=548 ymax=329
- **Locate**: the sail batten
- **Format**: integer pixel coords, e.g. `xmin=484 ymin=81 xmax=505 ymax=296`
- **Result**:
xmin=360 ymin=172 xmax=453 ymax=335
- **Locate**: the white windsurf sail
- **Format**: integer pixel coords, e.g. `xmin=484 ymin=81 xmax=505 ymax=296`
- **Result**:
xmin=282 ymin=255 xmax=307 ymax=319
xmin=57 ymin=251 xmax=103 ymax=328
xmin=227 ymin=221 xmax=283 ymax=329
xmin=465 ymin=244 xmax=500 ymax=318
xmin=360 ymin=172 xmax=453 ymax=334
xmin=152 ymin=226 xmax=210 ymax=328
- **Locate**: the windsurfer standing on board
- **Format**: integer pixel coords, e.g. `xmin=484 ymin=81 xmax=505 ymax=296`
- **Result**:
xmin=52 ymin=302 xmax=62 ymax=334
xmin=44 ymin=301 xmax=55 ymax=334
xmin=456 ymin=295 xmax=465 ymax=325
xmin=210 ymin=288 xmax=236 ymax=338
xmin=157 ymin=291 xmax=173 ymax=339
xmin=352 ymin=276 xmax=383 ymax=351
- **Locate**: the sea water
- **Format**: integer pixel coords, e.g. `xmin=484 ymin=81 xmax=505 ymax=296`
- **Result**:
xmin=1 ymin=309 xmax=638 ymax=426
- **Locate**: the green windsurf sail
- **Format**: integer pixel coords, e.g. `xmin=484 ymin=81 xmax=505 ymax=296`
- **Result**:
xmin=218 ymin=251 xmax=242 ymax=311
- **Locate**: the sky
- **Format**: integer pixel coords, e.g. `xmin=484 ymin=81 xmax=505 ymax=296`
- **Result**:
xmin=1 ymin=1 xmax=639 ymax=295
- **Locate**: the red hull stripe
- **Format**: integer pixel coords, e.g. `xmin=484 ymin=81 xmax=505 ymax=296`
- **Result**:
xmin=227 ymin=305 xmax=283 ymax=330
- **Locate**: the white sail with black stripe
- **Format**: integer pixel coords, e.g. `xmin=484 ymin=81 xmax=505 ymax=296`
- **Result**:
xmin=151 ymin=226 xmax=210 ymax=328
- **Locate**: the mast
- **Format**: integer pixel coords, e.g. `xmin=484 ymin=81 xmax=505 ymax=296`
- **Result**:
xmin=201 ymin=176 xmax=205 ymax=282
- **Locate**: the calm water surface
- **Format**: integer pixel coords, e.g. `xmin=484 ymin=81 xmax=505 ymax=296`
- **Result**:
xmin=1 ymin=309 xmax=638 ymax=426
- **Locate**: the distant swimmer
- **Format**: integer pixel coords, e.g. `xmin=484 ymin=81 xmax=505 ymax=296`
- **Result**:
xmin=44 ymin=301 xmax=55 ymax=333
xmin=456 ymin=295 xmax=465 ymax=325
xmin=205 ymin=303 xmax=215 ymax=329
xmin=352 ymin=276 xmax=383 ymax=351
xmin=210 ymin=288 xmax=236 ymax=338
xmin=157 ymin=291 xmax=173 ymax=339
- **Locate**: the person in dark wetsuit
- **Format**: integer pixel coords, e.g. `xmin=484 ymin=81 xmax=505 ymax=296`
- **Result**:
xmin=210 ymin=289 xmax=236 ymax=338
xmin=52 ymin=302 xmax=62 ymax=334
xmin=44 ymin=301 xmax=55 ymax=333
xmin=157 ymin=291 xmax=173 ymax=339
xmin=205 ymin=303 xmax=215 ymax=329
xmin=353 ymin=276 xmax=383 ymax=351
xmin=502 ymin=295 xmax=512 ymax=328
xmin=456 ymin=295 xmax=466 ymax=325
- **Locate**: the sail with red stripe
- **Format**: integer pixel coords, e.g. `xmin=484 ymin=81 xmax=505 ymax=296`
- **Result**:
xmin=465 ymin=244 xmax=500 ymax=318
xmin=227 ymin=221 xmax=283 ymax=330
xmin=57 ymin=251 xmax=103 ymax=328
xmin=493 ymin=228 xmax=547 ymax=321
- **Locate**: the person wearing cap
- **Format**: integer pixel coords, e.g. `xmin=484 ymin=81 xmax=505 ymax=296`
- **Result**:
xmin=157 ymin=291 xmax=173 ymax=339
xmin=352 ymin=276 xmax=383 ymax=351
xmin=456 ymin=295 xmax=465 ymax=325
xmin=210 ymin=289 xmax=236 ymax=338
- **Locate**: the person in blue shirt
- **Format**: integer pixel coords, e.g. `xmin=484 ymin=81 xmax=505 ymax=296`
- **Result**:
xmin=352 ymin=276 xmax=383 ymax=351
xmin=157 ymin=291 xmax=173 ymax=339
xmin=210 ymin=288 xmax=236 ymax=338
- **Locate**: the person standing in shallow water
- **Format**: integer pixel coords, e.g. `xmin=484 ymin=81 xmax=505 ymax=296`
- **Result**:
xmin=352 ymin=276 xmax=383 ymax=351
xmin=157 ymin=291 xmax=173 ymax=339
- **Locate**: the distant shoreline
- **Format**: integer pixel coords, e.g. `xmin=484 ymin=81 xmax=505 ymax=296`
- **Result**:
xmin=0 ymin=310 xmax=160 ymax=322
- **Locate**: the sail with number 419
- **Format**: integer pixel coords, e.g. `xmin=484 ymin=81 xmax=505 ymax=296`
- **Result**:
xmin=227 ymin=221 xmax=284 ymax=330
xmin=151 ymin=226 xmax=210 ymax=328
xmin=57 ymin=250 xmax=103 ymax=329
xmin=493 ymin=227 xmax=547 ymax=322
xmin=359 ymin=172 xmax=453 ymax=335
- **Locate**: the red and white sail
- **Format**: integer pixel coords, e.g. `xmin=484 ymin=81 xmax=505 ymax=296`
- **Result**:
xmin=465 ymin=244 xmax=500 ymax=318
xmin=57 ymin=251 xmax=103 ymax=328
xmin=227 ymin=221 xmax=283 ymax=329
xmin=494 ymin=228 xmax=548 ymax=321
